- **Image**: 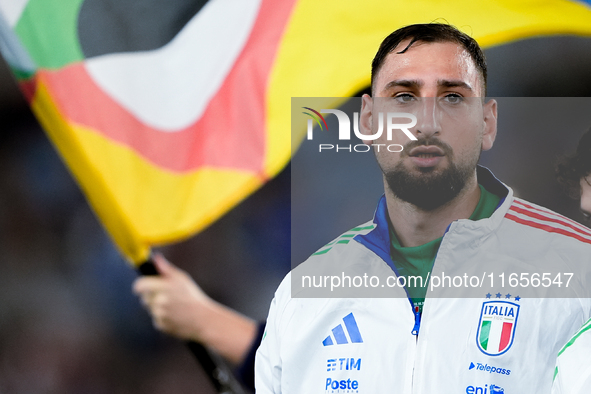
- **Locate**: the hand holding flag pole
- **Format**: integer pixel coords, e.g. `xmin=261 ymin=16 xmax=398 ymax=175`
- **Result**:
xmin=136 ymin=254 xmax=249 ymax=394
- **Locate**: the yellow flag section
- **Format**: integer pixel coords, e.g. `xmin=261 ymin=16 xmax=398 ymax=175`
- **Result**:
xmin=33 ymin=78 xmax=263 ymax=264
xmin=266 ymin=0 xmax=591 ymax=171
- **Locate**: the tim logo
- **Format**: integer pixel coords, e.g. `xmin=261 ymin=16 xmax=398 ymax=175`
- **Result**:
xmin=326 ymin=358 xmax=361 ymax=371
xmin=476 ymin=301 xmax=520 ymax=356
xmin=302 ymin=107 xmax=417 ymax=153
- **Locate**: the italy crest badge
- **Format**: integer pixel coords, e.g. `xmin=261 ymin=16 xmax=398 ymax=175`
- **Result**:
xmin=476 ymin=301 xmax=520 ymax=356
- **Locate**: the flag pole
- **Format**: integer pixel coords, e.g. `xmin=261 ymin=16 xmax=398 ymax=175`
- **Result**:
xmin=137 ymin=259 xmax=247 ymax=394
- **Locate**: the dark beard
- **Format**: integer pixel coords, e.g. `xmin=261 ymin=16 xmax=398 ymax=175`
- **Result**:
xmin=385 ymin=162 xmax=472 ymax=211
xmin=383 ymin=138 xmax=475 ymax=211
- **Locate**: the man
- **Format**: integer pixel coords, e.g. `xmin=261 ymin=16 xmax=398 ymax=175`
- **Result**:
xmin=255 ymin=23 xmax=591 ymax=393
xmin=551 ymin=128 xmax=591 ymax=394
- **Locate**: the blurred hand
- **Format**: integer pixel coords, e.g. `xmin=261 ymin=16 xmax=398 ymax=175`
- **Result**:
xmin=133 ymin=253 xmax=211 ymax=339
xmin=133 ymin=253 xmax=256 ymax=364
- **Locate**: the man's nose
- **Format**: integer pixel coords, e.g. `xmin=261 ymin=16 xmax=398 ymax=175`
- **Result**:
xmin=414 ymin=98 xmax=441 ymax=138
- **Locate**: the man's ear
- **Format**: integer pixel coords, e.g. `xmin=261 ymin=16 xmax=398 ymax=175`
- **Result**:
xmin=359 ymin=94 xmax=374 ymax=146
xmin=482 ymin=99 xmax=497 ymax=151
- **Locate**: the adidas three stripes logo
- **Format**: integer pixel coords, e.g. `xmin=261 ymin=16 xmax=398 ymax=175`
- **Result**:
xmin=323 ymin=313 xmax=363 ymax=346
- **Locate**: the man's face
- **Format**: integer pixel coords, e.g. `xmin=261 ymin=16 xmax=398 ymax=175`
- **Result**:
xmin=359 ymin=40 xmax=497 ymax=210
xmin=580 ymin=176 xmax=591 ymax=221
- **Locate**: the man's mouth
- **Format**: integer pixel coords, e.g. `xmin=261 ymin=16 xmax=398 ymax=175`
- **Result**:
xmin=408 ymin=146 xmax=445 ymax=157
xmin=407 ymin=146 xmax=445 ymax=167
xmin=414 ymin=153 xmax=441 ymax=158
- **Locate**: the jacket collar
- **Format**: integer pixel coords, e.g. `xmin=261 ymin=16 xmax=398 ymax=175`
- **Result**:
xmin=355 ymin=166 xmax=512 ymax=272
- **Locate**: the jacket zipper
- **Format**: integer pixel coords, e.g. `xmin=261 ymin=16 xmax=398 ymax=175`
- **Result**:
xmin=412 ymin=305 xmax=421 ymax=336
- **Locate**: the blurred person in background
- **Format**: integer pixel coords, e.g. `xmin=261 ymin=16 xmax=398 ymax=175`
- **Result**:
xmin=552 ymin=128 xmax=591 ymax=394
xmin=556 ymin=128 xmax=591 ymax=223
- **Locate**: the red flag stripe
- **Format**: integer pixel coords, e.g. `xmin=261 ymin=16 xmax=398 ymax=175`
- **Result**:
xmin=40 ymin=65 xmax=250 ymax=173
xmin=35 ymin=0 xmax=296 ymax=174
xmin=499 ymin=322 xmax=513 ymax=352
xmin=505 ymin=213 xmax=591 ymax=245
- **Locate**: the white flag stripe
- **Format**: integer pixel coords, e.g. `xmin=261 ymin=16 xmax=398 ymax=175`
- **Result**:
xmin=0 ymin=0 xmax=29 ymax=28
xmin=85 ymin=0 xmax=262 ymax=131
xmin=488 ymin=319 xmax=504 ymax=353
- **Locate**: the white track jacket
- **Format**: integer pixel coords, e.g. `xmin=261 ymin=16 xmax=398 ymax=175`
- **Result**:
xmin=255 ymin=168 xmax=591 ymax=394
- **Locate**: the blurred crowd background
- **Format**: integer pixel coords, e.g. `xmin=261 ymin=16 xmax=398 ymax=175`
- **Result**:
xmin=1 ymin=35 xmax=591 ymax=393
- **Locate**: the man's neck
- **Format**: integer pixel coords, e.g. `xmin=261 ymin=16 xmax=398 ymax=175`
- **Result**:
xmin=385 ymin=175 xmax=481 ymax=247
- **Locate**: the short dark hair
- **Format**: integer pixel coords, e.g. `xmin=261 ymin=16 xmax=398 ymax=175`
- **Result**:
xmin=371 ymin=23 xmax=488 ymax=96
xmin=556 ymin=128 xmax=591 ymax=198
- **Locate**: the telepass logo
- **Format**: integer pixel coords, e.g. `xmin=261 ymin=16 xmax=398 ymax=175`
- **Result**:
xmin=303 ymin=107 xmax=417 ymax=153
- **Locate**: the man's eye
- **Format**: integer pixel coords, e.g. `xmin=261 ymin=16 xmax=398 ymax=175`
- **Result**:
xmin=442 ymin=94 xmax=463 ymax=104
xmin=394 ymin=94 xmax=415 ymax=103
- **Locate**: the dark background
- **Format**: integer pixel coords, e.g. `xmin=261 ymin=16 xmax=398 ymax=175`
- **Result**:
xmin=1 ymin=35 xmax=591 ymax=393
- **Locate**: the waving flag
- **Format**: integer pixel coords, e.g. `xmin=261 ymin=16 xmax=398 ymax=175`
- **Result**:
xmin=1 ymin=0 xmax=591 ymax=264
xmin=0 ymin=0 xmax=297 ymax=263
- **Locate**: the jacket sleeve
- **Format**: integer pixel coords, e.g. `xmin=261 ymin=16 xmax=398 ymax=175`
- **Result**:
xmin=236 ymin=321 xmax=266 ymax=391
xmin=551 ymin=317 xmax=591 ymax=394
xmin=255 ymin=292 xmax=282 ymax=393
